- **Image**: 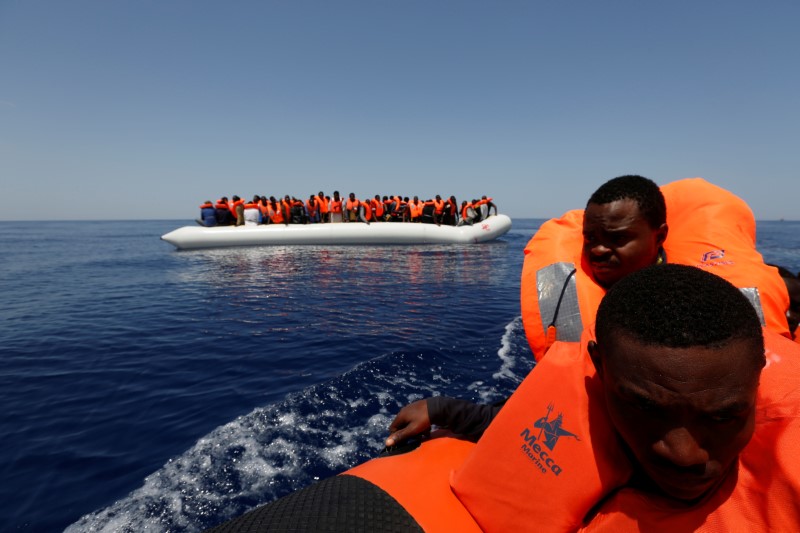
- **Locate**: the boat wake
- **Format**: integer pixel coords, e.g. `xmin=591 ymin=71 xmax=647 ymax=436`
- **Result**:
xmin=67 ymin=317 xmax=533 ymax=532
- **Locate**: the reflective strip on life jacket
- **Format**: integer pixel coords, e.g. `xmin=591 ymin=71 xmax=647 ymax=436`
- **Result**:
xmin=537 ymin=262 xmax=583 ymax=343
xmin=740 ymin=287 xmax=766 ymax=326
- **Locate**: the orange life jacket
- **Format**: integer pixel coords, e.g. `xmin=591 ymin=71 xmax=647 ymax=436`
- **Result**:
xmin=371 ymin=198 xmax=384 ymax=218
xmin=461 ymin=203 xmax=474 ymax=219
xmin=330 ymin=199 xmax=343 ymax=214
xmin=450 ymin=329 xmax=800 ymax=533
xmin=360 ymin=201 xmax=372 ymax=221
xmin=433 ymin=199 xmax=445 ymax=214
xmin=306 ymin=198 xmax=318 ymax=215
xmin=446 ymin=199 xmax=458 ymax=216
xmin=268 ymin=204 xmax=284 ymax=224
xmin=409 ymin=200 xmax=423 ymax=218
xmin=317 ymin=195 xmax=329 ymax=214
xmin=346 ymin=198 xmax=359 ymax=211
xmin=520 ymin=178 xmax=791 ymax=362
xmin=450 ymin=331 xmax=632 ymax=532
xmin=199 ymin=202 xmax=213 ymax=209
xmin=228 ymin=198 xmax=244 ymax=216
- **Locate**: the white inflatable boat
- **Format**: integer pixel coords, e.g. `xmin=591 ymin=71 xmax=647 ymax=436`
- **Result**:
xmin=161 ymin=214 xmax=512 ymax=250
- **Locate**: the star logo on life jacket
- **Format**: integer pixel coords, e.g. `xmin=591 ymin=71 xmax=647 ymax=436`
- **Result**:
xmin=701 ymin=249 xmax=725 ymax=262
xmin=533 ymin=402 xmax=580 ymax=451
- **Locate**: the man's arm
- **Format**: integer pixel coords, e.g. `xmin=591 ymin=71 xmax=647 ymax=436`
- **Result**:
xmin=385 ymin=397 xmax=505 ymax=446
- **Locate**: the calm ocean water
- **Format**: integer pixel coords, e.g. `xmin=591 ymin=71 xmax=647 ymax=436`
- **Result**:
xmin=1 ymin=218 xmax=797 ymax=532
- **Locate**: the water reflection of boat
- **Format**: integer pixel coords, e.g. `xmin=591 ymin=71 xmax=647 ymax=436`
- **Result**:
xmin=161 ymin=215 xmax=512 ymax=250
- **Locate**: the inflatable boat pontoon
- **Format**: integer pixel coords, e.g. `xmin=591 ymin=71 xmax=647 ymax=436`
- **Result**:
xmin=161 ymin=215 xmax=512 ymax=250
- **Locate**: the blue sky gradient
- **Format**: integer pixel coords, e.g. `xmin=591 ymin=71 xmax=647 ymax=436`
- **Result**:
xmin=1 ymin=1 xmax=798 ymax=220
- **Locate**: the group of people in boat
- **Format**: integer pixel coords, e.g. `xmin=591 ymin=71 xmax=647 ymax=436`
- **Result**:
xmin=197 ymin=191 xmax=498 ymax=228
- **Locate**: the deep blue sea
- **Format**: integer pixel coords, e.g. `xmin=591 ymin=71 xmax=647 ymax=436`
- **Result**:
xmin=1 ymin=219 xmax=798 ymax=532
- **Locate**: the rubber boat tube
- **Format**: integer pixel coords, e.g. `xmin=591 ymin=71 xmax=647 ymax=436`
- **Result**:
xmin=206 ymin=436 xmax=480 ymax=532
xmin=162 ymin=215 xmax=512 ymax=250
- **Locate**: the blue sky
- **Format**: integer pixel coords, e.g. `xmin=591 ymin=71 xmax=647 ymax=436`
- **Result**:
xmin=1 ymin=1 xmax=798 ymax=221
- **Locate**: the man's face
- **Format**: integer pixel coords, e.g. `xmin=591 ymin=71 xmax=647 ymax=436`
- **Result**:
xmin=583 ymin=199 xmax=667 ymax=288
xmin=590 ymin=334 xmax=762 ymax=501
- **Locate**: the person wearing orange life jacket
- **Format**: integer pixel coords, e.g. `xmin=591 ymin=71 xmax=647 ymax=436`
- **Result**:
xmin=371 ymin=195 xmax=385 ymax=222
xmin=279 ymin=195 xmax=292 ymax=223
xmin=385 ymin=265 xmax=800 ymax=532
xmin=475 ymin=195 xmax=497 ymax=220
xmin=214 ymin=197 xmax=234 ymax=226
xmin=457 ymin=200 xmax=477 ymax=226
xmin=289 ymin=197 xmax=308 ymax=224
xmin=197 ymin=201 xmax=217 ymax=227
xmin=317 ymin=191 xmax=329 ymax=223
xmin=243 ymin=196 xmax=261 ymax=226
xmin=358 ymin=199 xmax=372 ymax=224
xmin=228 ymin=195 xmax=245 ymax=226
xmin=329 ymin=191 xmax=344 ymax=223
xmin=443 ymin=195 xmax=459 ymax=226
xmin=432 ymin=195 xmax=446 ymax=226
xmin=258 ymin=196 xmax=270 ymax=224
xmin=396 ymin=196 xmax=408 ymax=222
xmin=406 ymin=196 xmax=423 ymax=222
xmin=265 ymin=196 xmax=288 ymax=225
xmin=471 ymin=198 xmax=487 ymax=223
xmin=344 ymin=192 xmax=361 ymax=222
xmin=343 ymin=196 xmax=371 ymax=224
xmin=521 ymin=175 xmax=791 ymax=362
xmin=381 ymin=196 xmax=394 ymax=221
xmin=306 ymin=194 xmax=320 ymax=223
xmin=422 ymin=199 xmax=436 ymax=224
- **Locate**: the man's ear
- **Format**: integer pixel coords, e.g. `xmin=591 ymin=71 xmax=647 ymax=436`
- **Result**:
xmin=588 ymin=340 xmax=604 ymax=380
xmin=655 ymin=222 xmax=668 ymax=248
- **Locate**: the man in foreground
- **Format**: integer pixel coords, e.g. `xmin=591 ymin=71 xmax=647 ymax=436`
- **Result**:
xmin=387 ymin=265 xmax=800 ymax=531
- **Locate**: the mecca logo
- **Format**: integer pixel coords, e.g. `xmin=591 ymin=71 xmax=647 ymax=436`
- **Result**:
xmin=702 ymin=249 xmax=725 ymax=262
xmin=519 ymin=402 xmax=580 ymax=476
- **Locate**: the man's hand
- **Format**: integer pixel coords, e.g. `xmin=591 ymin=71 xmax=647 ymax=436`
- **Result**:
xmin=385 ymin=399 xmax=431 ymax=447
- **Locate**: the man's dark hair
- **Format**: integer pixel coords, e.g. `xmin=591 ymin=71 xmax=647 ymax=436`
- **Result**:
xmin=586 ymin=175 xmax=666 ymax=229
xmin=596 ymin=264 xmax=764 ymax=358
